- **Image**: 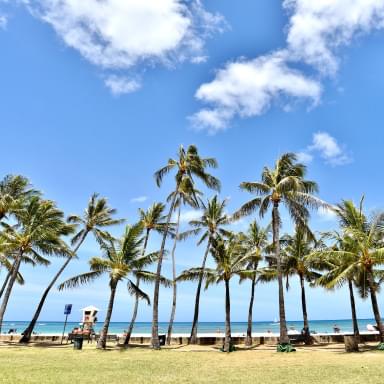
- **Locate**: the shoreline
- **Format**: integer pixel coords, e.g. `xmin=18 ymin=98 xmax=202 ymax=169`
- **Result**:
xmin=1 ymin=331 xmax=379 ymax=337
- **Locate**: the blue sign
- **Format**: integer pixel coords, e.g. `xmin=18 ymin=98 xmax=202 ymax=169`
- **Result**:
xmin=64 ymin=304 xmax=72 ymax=315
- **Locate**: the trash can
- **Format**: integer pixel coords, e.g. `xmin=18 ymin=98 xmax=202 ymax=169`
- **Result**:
xmin=73 ymin=335 xmax=84 ymax=350
xmin=159 ymin=334 xmax=166 ymax=346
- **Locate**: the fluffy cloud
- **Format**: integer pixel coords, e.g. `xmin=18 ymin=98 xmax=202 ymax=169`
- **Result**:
xmin=191 ymin=52 xmax=321 ymax=133
xmin=285 ymin=0 xmax=384 ymax=74
xmin=25 ymin=0 xmax=223 ymax=93
xmin=193 ymin=0 xmax=384 ymax=131
xmin=298 ymin=131 xmax=352 ymax=166
xmin=130 ymin=196 xmax=148 ymax=203
xmin=104 ymin=75 xmax=141 ymax=95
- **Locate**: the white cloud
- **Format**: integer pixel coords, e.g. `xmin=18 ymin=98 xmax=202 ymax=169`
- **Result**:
xmin=194 ymin=0 xmax=384 ymax=131
xmin=104 ymin=75 xmax=141 ymax=95
xmin=174 ymin=209 xmax=202 ymax=223
xmin=285 ymin=0 xmax=384 ymax=74
xmin=130 ymin=196 xmax=148 ymax=203
xmin=191 ymin=52 xmax=321 ymax=133
xmin=298 ymin=131 xmax=352 ymax=166
xmin=25 ymin=0 xmax=223 ymax=92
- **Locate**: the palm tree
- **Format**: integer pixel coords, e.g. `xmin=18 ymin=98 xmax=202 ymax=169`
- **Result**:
xmin=280 ymin=226 xmax=320 ymax=344
xmin=180 ymin=195 xmax=229 ymax=344
xmin=19 ymin=193 xmax=123 ymax=343
xmin=0 ymin=244 xmax=51 ymax=300
xmin=59 ymin=223 xmax=162 ymax=349
xmin=308 ymin=231 xmax=361 ymax=344
xmin=240 ymin=221 xmax=270 ymax=347
xmin=311 ymin=199 xmax=384 ymax=343
xmin=0 ymin=175 xmax=39 ymax=221
xmin=178 ymin=234 xmax=250 ymax=352
xmin=166 ymin=177 xmax=201 ymax=344
xmin=234 ymin=153 xmax=324 ymax=349
xmin=0 ymin=197 xmax=73 ymax=333
xmin=124 ymin=202 xmax=168 ymax=346
xmin=0 ymin=175 xmax=40 ymax=301
xmin=151 ymin=145 xmax=220 ymax=349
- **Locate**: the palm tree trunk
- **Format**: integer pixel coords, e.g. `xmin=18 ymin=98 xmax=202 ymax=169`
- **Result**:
xmin=0 ymin=270 xmax=12 ymax=300
xmin=272 ymin=202 xmax=289 ymax=345
xmin=223 ymin=279 xmax=232 ymax=352
xmin=299 ymin=273 xmax=310 ymax=344
xmin=367 ymin=271 xmax=384 ymax=342
xmin=0 ymin=250 xmax=23 ymax=333
xmin=245 ymin=274 xmax=256 ymax=347
xmin=348 ymin=279 xmax=359 ymax=339
xmin=166 ymin=205 xmax=181 ymax=345
xmin=152 ymin=190 xmax=178 ymax=349
xmin=124 ymin=228 xmax=151 ymax=346
xmin=97 ymin=280 xmax=118 ymax=349
xmin=19 ymin=232 xmax=88 ymax=343
xmin=190 ymin=239 xmax=211 ymax=344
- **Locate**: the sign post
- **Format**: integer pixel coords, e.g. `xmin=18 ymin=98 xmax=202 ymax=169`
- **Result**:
xmin=61 ymin=304 xmax=72 ymax=344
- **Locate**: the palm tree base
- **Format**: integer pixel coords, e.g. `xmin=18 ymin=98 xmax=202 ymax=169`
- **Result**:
xmin=276 ymin=343 xmax=296 ymax=353
xmin=220 ymin=343 xmax=236 ymax=353
xmin=376 ymin=342 xmax=384 ymax=350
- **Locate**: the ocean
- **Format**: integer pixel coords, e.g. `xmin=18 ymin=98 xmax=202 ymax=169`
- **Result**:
xmin=1 ymin=319 xmax=377 ymax=335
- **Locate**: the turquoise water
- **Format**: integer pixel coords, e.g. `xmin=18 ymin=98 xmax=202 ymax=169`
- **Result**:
xmin=1 ymin=319 xmax=377 ymax=335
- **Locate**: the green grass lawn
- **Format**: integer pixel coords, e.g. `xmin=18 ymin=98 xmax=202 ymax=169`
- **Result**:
xmin=1 ymin=343 xmax=384 ymax=384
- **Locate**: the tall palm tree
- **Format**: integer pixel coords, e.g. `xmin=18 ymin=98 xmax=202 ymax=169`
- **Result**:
xmin=234 ymin=153 xmax=324 ymax=349
xmin=59 ymin=223 xmax=163 ymax=349
xmin=179 ymin=234 xmax=251 ymax=352
xmin=0 ymin=197 xmax=73 ymax=333
xmin=19 ymin=193 xmax=123 ymax=343
xmin=180 ymin=195 xmax=229 ymax=344
xmin=151 ymin=145 xmax=220 ymax=349
xmin=166 ymin=177 xmax=201 ymax=344
xmin=280 ymin=226 xmax=320 ymax=344
xmin=123 ymin=202 xmax=168 ymax=346
xmin=0 ymin=175 xmax=39 ymax=221
xmin=240 ymin=221 xmax=270 ymax=347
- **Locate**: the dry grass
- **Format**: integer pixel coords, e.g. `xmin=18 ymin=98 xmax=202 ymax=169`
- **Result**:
xmin=1 ymin=342 xmax=384 ymax=383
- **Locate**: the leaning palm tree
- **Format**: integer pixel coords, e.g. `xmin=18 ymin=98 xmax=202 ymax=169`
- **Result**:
xmin=124 ymin=202 xmax=168 ymax=346
xmin=280 ymin=226 xmax=320 ymax=344
xmin=178 ymin=234 xmax=250 ymax=352
xmin=0 ymin=174 xmax=39 ymax=221
xmin=151 ymin=145 xmax=220 ymax=349
xmin=0 ymin=241 xmax=23 ymax=299
xmin=59 ymin=223 xmax=164 ymax=349
xmin=166 ymin=177 xmax=201 ymax=344
xmin=0 ymin=243 xmax=51 ymax=300
xmin=0 ymin=197 xmax=73 ymax=333
xmin=19 ymin=193 xmax=123 ymax=343
xmin=180 ymin=195 xmax=229 ymax=344
xmin=240 ymin=221 xmax=270 ymax=347
xmin=234 ymin=153 xmax=324 ymax=350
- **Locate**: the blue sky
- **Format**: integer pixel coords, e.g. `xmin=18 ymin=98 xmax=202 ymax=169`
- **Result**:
xmin=1 ymin=0 xmax=384 ymax=325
